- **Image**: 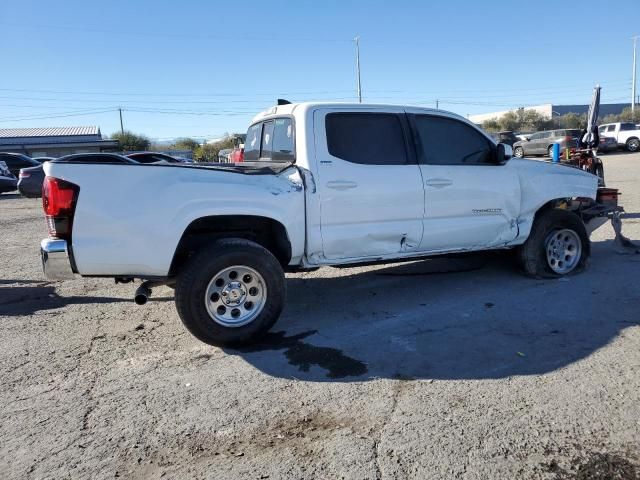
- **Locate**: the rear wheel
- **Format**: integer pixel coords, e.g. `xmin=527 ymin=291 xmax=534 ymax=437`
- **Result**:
xmin=514 ymin=146 xmax=524 ymax=158
xmin=516 ymin=209 xmax=589 ymax=278
xmin=547 ymin=145 xmax=554 ymax=158
xmin=626 ymin=137 xmax=640 ymax=152
xmin=175 ymin=238 xmax=285 ymax=346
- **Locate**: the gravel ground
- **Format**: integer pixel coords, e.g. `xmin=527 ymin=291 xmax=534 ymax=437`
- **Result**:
xmin=1 ymin=153 xmax=639 ymax=480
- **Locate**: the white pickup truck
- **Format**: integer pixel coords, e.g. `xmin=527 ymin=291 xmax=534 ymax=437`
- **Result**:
xmin=598 ymin=122 xmax=640 ymax=152
xmin=41 ymin=102 xmax=618 ymax=346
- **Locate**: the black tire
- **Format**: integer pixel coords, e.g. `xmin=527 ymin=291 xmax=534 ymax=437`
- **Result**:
xmin=626 ymin=137 xmax=640 ymax=152
xmin=547 ymin=145 xmax=554 ymax=158
xmin=514 ymin=146 xmax=524 ymax=158
xmin=516 ymin=209 xmax=590 ymax=278
xmin=174 ymin=238 xmax=285 ymax=346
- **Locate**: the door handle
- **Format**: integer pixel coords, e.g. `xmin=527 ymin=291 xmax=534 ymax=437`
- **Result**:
xmin=326 ymin=180 xmax=358 ymax=190
xmin=425 ymin=178 xmax=453 ymax=188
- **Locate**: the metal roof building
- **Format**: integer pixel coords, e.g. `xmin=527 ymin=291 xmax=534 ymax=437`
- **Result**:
xmin=0 ymin=126 xmax=119 ymax=157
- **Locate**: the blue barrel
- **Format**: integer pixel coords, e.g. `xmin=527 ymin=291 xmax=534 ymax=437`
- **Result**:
xmin=551 ymin=143 xmax=560 ymax=163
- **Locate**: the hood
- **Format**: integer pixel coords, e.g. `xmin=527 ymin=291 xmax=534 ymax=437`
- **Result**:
xmin=508 ymin=158 xmax=595 ymax=181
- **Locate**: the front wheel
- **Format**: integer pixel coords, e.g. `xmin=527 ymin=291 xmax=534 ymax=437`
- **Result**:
xmin=626 ymin=137 xmax=640 ymax=152
xmin=547 ymin=145 xmax=554 ymax=158
xmin=516 ymin=209 xmax=590 ymax=278
xmin=175 ymin=238 xmax=285 ymax=346
xmin=514 ymin=146 xmax=524 ymax=158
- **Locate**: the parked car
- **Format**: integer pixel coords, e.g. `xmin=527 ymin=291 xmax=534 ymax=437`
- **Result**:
xmin=0 ymin=153 xmax=41 ymax=178
xmin=0 ymin=161 xmax=17 ymax=193
xmin=229 ymin=133 xmax=247 ymax=162
xmin=126 ymin=152 xmax=181 ymax=164
xmin=217 ymin=148 xmax=233 ymax=163
xmin=597 ymin=136 xmax=618 ymax=153
xmin=598 ymin=122 xmax=640 ymax=152
xmin=19 ymin=154 xmax=135 ymax=198
xmin=0 ymin=176 xmax=17 ymax=193
xmin=512 ymin=129 xmax=581 ymax=158
xmin=18 ymin=165 xmax=46 ymax=198
xmin=489 ymin=131 xmax=518 ymax=146
xmin=40 ymin=103 xmax=616 ymax=347
xmin=516 ymin=133 xmax=532 ymax=141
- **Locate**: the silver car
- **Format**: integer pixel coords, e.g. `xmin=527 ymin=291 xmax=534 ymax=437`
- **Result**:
xmin=513 ymin=129 xmax=581 ymax=158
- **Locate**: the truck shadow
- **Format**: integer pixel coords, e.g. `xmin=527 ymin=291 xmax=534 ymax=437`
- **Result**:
xmin=225 ymin=244 xmax=639 ymax=382
xmin=0 ymin=283 xmax=128 ymax=316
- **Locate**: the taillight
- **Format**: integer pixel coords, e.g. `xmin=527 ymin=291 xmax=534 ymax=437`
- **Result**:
xmin=597 ymin=187 xmax=620 ymax=206
xmin=42 ymin=176 xmax=80 ymax=239
xmin=19 ymin=170 xmax=31 ymax=178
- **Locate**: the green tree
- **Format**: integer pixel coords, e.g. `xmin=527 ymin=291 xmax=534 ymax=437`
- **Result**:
xmin=193 ymin=135 xmax=235 ymax=162
xmin=601 ymin=107 xmax=640 ymax=124
xmin=556 ymin=112 xmax=586 ymax=129
xmin=111 ymin=131 xmax=150 ymax=152
xmin=482 ymin=118 xmax=501 ymax=132
xmin=173 ymin=138 xmax=200 ymax=151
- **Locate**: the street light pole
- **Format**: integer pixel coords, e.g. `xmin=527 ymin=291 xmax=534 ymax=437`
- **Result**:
xmin=632 ymin=36 xmax=638 ymax=117
xmin=354 ymin=36 xmax=362 ymax=103
xmin=119 ymin=107 xmax=124 ymax=135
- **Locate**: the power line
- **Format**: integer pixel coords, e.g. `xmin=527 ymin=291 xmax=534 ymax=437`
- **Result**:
xmin=0 ymin=78 xmax=630 ymax=99
xmin=0 ymin=108 xmax=117 ymax=122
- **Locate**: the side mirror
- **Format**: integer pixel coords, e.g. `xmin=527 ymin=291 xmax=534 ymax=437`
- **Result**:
xmin=496 ymin=143 xmax=513 ymax=164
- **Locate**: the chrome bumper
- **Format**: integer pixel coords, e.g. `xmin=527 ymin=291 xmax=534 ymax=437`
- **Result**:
xmin=40 ymin=238 xmax=75 ymax=280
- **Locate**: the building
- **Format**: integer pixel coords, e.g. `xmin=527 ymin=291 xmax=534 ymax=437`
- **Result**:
xmin=468 ymin=103 xmax=630 ymax=125
xmin=0 ymin=126 xmax=119 ymax=158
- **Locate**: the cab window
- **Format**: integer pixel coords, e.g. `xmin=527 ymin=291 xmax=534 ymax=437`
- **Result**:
xmin=413 ymin=115 xmax=494 ymax=165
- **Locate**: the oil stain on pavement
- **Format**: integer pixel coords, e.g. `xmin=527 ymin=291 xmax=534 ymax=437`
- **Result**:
xmin=232 ymin=330 xmax=368 ymax=379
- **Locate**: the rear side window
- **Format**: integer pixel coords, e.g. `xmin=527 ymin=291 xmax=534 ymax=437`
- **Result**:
xmin=244 ymin=123 xmax=261 ymax=161
xmin=243 ymin=118 xmax=294 ymax=162
xmin=260 ymin=121 xmax=275 ymax=160
xmin=413 ymin=115 xmax=494 ymax=165
xmin=620 ymin=123 xmax=636 ymax=131
xmin=607 ymin=125 xmax=616 ymax=132
xmin=325 ymin=113 xmax=408 ymax=165
xmin=272 ymin=118 xmax=294 ymax=161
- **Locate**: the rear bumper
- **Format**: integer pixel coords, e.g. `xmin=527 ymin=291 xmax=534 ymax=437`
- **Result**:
xmin=41 ymin=238 xmax=75 ymax=280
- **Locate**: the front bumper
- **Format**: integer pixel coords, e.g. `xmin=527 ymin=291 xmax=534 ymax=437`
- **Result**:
xmin=41 ymin=238 xmax=75 ymax=280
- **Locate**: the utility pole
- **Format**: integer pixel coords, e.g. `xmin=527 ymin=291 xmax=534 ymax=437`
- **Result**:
xmin=118 ymin=107 xmax=124 ymax=135
xmin=632 ymin=36 xmax=638 ymax=117
xmin=354 ymin=36 xmax=362 ymax=103
xmin=436 ymin=99 xmax=439 ymax=109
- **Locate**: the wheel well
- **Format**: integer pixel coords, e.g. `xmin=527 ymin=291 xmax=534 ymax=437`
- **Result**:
xmin=534 ymin=198 xmax=588 ymax=222
xmin=626 ymin=136 xmax=639 ymax=143
xmin=169 ymin=215 xmax=291 ymax=275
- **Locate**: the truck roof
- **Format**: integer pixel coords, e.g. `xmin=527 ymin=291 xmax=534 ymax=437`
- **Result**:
xmin=251 ymin=102 xmax=468 ymax=124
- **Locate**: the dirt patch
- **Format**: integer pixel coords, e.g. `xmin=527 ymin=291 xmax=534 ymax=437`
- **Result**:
xmin=544 ymin=452 xmax=638 ymax=480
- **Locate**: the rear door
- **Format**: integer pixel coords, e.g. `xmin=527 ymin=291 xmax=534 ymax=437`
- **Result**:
xmin=524 ymin=132 xmax=542 ymax=155
xmin=409 ymin=112 xmax=520 ymax=251
xmin=313 ymin=108 xmax=424 ymax=260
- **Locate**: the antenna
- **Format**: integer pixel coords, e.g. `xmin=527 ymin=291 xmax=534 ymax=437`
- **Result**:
xmin=354 ymin=36 xmax=362 ymax=103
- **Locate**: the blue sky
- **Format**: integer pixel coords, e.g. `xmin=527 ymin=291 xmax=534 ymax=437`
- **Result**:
xmin=0 ymin=0 xmax=638 ymax=140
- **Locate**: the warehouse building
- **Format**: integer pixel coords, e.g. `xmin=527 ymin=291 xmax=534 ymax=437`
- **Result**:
xmin=468 ymin=103 xmax=630 ymax=124
xmin=0 ymin=126 xmax=119 ymax=158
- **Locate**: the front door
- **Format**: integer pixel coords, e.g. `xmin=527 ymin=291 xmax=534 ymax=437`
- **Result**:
xmin=408 ymin=112 xmax=520 ymax=252
xmin=313 ymin=108 xmax=424 ymax=260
